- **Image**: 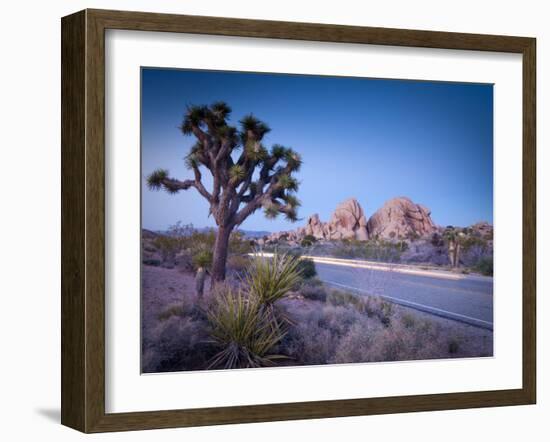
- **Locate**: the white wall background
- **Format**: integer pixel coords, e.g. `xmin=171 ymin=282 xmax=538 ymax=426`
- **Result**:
xmin=0 ymin=0 xmax=546 ymax=440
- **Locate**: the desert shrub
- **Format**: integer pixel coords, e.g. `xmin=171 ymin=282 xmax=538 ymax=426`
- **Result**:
xmin=285 ymin=250 xmax=316 ymax=279
xmin=167 ymin=221 xmax=195 ymax=237
xmin=157 ymin=305 xmax=185 ymax=321
xmin=157 ymin=295 xmax=208 ymax=322
xmin=297 ymin=257 xmax=317 ymax=279
xmin=330 ymin=322 xmax=376 ymax=364
xmin=184 ymin=229 xmax=251 ymax=255
xmin=281 ymin=304 xmax=365 ymax=365
xmin=282 ymin=317 xmax=335 ymax=365
xmin=333 ymin=241 xmax=362 ymax=259
xmin=459 ymin=233 xmax=492 ymax=268
xmin=326 ymin=291 xmax=396 ymax=326
xmin=417 ymin=319 xmax=433 ymax=333
xmin=406 ymin=231 xmax=420 ymax=241
xmin=333 ymin=239 xmax=406 ymax=262
xmin=142 ymin=258 xmax=161 ymax=267
xmin=153 ymin=235 xmax=183 ymax=263
xmin=181 ymin=228 xmax=251 ymax=268
xmin=448 ymin=339 xmax=460 ymax=354
xmin=360 ymin=296 xmax=377 ymax=317
xmin=301 ymin=235 xmax=317 ymax=247
xmin=319 ymin=304 xmax=364 ymax=338
xmin=474 ymin=257 xmax=493 ymax=276
xmin=141 ymin=316 xmax=215 ymax=373
xmin=174 ymin=251 xmax=194 ymax=272
xmin=281 ymin=299 xmax=431 ymax=366
xmin=331 ymin=315 xmax=451 ymax=364
xmin=206 ymin=289 xmax=286 ymax=369
xmin=228 ymin=231 xmax=253 ymax=255
xmin=305 ymin=277 xmax=323 ymax=287
xmin=300 ymin=239 xmax=312 ymax=247
xmin=401 ymin=313 xmax=417 ymax=329
xmin=327 ymin=290 xmax=360 ymax=307
xmin=431 ymin=232 xmax=444 ymax=247
xmin=245 ymin=252 xmax=303 ymax=305
xmin=326 ymin=290 xmax=373 ymax=315
xmin=263 ymin=242 xmax=295 ymax=255
xmin=377 ymin=300 xmax=394 ymax=326
xmin=461 ymin=235 xmax=487 ymax=252
xmin=395 ymin=240 xmax=409 ymax=252
xmin=300 ymin=283 xmax=328 ymax=302
xmin=400 ymin=238 xmax=448 ymax=266
xmin=366 ymin=239 xmax=404 ymax=262
xmin=182 ymin=228 xmax=215 ymax=251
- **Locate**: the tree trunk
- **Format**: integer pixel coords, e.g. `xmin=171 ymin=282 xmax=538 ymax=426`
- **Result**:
xmin=455 ymin=243 xmax=461 ymax=268
xmin=448 ymin=241 xmax=457 ymax=267
xmin=211 ymin=225 xmax=232 ymax=283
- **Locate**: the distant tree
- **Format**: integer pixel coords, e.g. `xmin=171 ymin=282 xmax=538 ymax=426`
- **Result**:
xmin=443 ymin=226 xmax=480 ymax=268
xmin=443 ymin=227 xmax=462 ymax=268
xmin=147 ymin=102 xmax=302 ymax=283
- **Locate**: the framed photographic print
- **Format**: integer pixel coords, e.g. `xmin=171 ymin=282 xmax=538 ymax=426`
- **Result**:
xmin=61 ymin=9 xmax=536 ymax=433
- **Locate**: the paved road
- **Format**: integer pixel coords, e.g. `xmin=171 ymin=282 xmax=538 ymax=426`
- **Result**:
xmin=315 ymin=262 xmax=494 ymax=330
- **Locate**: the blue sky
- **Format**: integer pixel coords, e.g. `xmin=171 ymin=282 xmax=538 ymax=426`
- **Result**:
xmin=141 ymin=68 xmax=493 ymax=232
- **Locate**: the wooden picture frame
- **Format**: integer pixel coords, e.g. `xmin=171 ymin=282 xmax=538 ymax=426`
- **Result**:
xmin=61 ymin=8 xmax=536 ymax=433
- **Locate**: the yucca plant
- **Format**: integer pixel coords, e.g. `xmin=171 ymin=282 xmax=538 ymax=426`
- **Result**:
xmin=206 ymin=289 xmax=286 ymax=369
xmin=245 ymin=252 xmax=303 ymax=306
xmin=192 ymin=250 xmax=213 ymax=269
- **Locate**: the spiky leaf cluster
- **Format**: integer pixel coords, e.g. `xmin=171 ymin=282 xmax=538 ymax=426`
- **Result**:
xmin=229 ymin=164 xmax=246 ymax=182
xmin=206 ymin=289 xmax=286 ymax=369
xmin=277 ymin=174 xmax=299 ymax=192
xmin=240 ymin=114 xmax=271 ymax=140
xmin=263 ymin=202 xmax=280 ymax=220
xmin=146 ymin=169 xmax=169 ymax=190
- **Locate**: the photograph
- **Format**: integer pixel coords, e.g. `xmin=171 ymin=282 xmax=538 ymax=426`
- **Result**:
xmin=140 ymin=67 xmax=494 ymax=373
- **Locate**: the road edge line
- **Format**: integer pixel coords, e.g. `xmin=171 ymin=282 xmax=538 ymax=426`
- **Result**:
xmin=323 ymin=280 xmax=494 ymax=331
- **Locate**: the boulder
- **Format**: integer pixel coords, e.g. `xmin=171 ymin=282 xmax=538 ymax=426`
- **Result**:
xmin=366 ymin=197 xmax=436 ymax=239
xmin=305 ymin=214 xmax=326 ymax=239
xmin=470 ymin=221 xmax=493 ymax=239
xmin=326 ymin=198 xmax=369 ymax=241
xmin=263 ymin=198 xmax=369 ymax=243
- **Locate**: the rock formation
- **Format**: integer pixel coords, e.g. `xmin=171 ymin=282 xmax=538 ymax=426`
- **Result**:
xmin=366 ymin=197 xmax=436 ymax=239
xmin=265 ymin=198 xmax=369 ymax=243
xmin=470 ymin=221 xmax=493 ymax=239
xmin=304 ymin=214 xmax=326 ymax=240
xmin=325 ymin=198 xmax=369 ymax=241
xmin=262 ymin=196 xmax=438 ymax=245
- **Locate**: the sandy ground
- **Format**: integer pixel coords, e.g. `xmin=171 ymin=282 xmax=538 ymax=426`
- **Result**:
xmin=141 ymin=264 xmax=201 ymax=335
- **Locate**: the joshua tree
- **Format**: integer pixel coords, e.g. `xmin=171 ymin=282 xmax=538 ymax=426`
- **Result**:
xmin=443 ymin=226 xmax=468 ymax=268
xmin=147 ymin=102 xmax=302 ymax=283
